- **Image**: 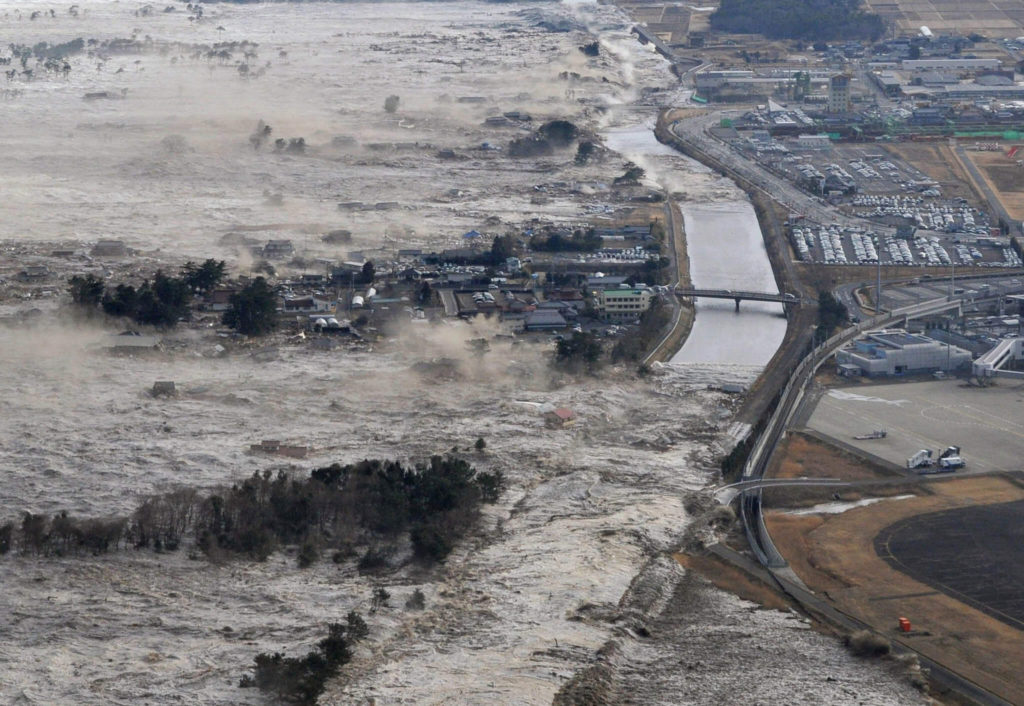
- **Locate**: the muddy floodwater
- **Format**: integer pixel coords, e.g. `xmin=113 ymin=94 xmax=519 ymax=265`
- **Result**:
xmin=0 ymin=1 xmax=925 ymax=704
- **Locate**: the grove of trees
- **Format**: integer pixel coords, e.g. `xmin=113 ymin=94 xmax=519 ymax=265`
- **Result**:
xmin=710 ymin=0 xmax=886 ymax=41
xmin=222 ymin=276 xmax=278 ymax=336
xmin=68 ymin=259 xmax=227 ymax=328
xmin=240 ymin=612 xmax=368 ymax=705
xmin=554 ymin=331 xmax=604 ymax=374
xmin=815 ymin=289 xmax=848 ymax=342
xmin=1 ymin=455 xmax=504 ymax=568
xmin=529 ymin=227 xmax=602 ymax=253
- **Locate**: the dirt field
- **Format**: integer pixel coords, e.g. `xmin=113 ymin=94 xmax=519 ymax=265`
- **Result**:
xmin=675 ymin=552 xmax=794 ymax=612
xmin=963 ymin=150 xmax=1024 ymax=222
xmin=767 ymin=475 xmax=1024 ymax=704
xmin=881 ymin=143 xmax=984 ymax=207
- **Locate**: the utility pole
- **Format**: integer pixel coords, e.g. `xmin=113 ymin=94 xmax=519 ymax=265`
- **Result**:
xmin=876 ymin=256 xmax=882 ymax=316
xmin=947 ymin=259 xmax=955 ymax=372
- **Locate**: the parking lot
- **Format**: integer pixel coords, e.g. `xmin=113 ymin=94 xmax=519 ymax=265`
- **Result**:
xmin=789 ymin=222 xmax=1021 ymax=267
xmin=805 ymin=379 xmax=1024 ymax=474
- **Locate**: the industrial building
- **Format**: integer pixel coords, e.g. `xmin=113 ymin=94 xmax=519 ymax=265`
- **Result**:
xmin=901 ymin=58 xmax=1001 ymax=72
xmin=835 ymin=328 xmax=972 ymax=376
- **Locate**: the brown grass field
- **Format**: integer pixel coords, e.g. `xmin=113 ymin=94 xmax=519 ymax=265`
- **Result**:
xmin=766 ymin=431 xmax=898 ymax=482
xmin=963 ymin=149 xmax=1024 ymax=222
xmin=881 ymin=143 xmax=983 ymax=206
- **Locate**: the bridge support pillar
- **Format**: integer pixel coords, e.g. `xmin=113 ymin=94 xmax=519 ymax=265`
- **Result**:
xmin=734 ymin=298 xmax=741 ymax=312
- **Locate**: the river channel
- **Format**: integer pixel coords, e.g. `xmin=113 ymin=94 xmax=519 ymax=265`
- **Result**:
xmin=603 ymin=123 xmax=787 ymax=369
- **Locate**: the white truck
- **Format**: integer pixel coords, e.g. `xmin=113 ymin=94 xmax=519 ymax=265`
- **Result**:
xmin=937 ymin=446 xmax=965 ymax=470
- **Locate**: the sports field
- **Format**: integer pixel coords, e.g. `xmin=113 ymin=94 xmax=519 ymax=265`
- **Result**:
xmin=876 ymin=500 xmax=1024 ymax=630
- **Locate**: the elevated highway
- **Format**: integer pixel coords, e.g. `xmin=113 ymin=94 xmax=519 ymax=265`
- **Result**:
xmin=736 ymin=294 xmax=966 ymax=568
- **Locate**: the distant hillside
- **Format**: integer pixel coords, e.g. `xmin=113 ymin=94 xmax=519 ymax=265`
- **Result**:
xmin=710 ymin=0 xmax=886 ymax=41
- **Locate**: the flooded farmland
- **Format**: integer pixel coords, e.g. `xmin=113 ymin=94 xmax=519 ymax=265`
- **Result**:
xmin=0 ymin=1 xmax=925 ymax=704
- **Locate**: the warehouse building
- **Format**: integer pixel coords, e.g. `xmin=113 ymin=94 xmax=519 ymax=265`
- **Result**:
xmin=901 ymin=58 xmax=1001 ymax=72
xmin=835 ymin=328 xmax=972 ymax=376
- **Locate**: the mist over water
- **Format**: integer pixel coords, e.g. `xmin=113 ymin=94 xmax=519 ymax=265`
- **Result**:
xmin=0 ymin=0 xmax=620 ymax=260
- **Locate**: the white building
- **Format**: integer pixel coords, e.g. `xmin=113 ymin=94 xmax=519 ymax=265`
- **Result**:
xmin=594 ymin=286 xmax=653 ymax=321
xmin=835 ymin=329 xmax=972 ymax=376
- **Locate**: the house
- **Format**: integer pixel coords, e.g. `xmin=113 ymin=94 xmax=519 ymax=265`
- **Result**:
xmin=151 ymin=381 xmax=177 ymax=397
xmin=587 ymin=275 xmax=628 ymax=289
xmin=524 ymin=309 xmax=568 ymax=331
xmin=90 ymin=240 xmax=128 ymax=258
xmin=536 ymin=300 xmax=581 ymax=320
xmin=102 ymin=332 xmax=161 ymax=354
xmin=547 ymin=287 xmax=584 ymax=302
xmin=249 ymin=439 xmax=309 ymax=459
xmin=208 ymin=287 xmax=240 ymax=312
xmin=544 ymin=408 xmax=576 ymax=428
xmin=283 ymin=296 xmax=333 ymax=314
xmin=263 ymin=240 xmax=295 ymax=260
xmin=19 ymin=265 xmax=50 ymax=281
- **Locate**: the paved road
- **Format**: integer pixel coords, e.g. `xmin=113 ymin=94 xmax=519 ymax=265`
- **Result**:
xmin=642 ymin=201 xmax=692 ymax=366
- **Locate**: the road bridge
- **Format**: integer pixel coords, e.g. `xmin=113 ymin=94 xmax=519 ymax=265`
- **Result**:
xmin=714 ymin=477 xmax=848 ymax=504
xmin=674 ymin=287 xmax=799 ymax=311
